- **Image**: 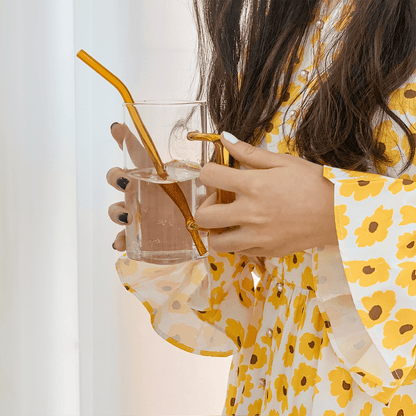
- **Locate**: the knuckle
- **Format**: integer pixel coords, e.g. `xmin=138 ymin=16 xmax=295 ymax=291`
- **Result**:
xmin=208 ymin=234 xmax=222 ymax=252
xmin=194 ymin=209 xmax=203 ymax=224
xmin=116 ymin=229 xmax=126 ymax=239
xmin=199 ymin=162 xmax=216 ymax=184
xmin=245 ymin=175 xmax=261 ymax=198
xmin=261 ymin=233 xmax=274 ymax=246
xmin=243 ymin=144 xmax=258 ymax=157
xmin=248 ymin=213 xmax=264 ymax=226
xmin=194 ymin=208 xmax=209 ymax=228
xmin=108 ymin=205 xmax=116 ymax=219
xmin=106 ymin=167 xmax=121 ymax=184
xmin=108 ymin=203 xmax=125 ymax=223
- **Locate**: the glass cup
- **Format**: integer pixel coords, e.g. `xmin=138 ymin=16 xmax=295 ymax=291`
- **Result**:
xmin=122 ymin=101 xmax=212 ymax=265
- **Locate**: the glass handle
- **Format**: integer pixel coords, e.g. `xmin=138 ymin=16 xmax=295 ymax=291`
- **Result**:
xmin=187 ymin=133 xmax=236 ymax=204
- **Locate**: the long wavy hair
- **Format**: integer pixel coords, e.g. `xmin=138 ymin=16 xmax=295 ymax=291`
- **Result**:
xmin=191 ymin=0 xmax=416 ymax=173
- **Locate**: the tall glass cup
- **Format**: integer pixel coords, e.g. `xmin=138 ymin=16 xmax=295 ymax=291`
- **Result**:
xmin=122 ymin=101 xmax=211 ymax=265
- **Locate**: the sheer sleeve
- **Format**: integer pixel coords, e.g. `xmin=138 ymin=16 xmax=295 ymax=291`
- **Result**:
xmin=115 ymin=247 xmax=266 ymax=357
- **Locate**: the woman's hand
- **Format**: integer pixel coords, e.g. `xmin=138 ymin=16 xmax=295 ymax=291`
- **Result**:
xmin=106 ymin=122 xmax=216 ymax=252
xmin=195 ymin=132 xmax=338 ymax=258
xmin=106 ymin=122 xmax=152 ymax=251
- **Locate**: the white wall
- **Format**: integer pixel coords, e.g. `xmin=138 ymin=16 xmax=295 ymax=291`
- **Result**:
xmin=76 ymin=1 xmax=232 ymax=415
xmin=0 ymin=0 xmax=231 ymax=415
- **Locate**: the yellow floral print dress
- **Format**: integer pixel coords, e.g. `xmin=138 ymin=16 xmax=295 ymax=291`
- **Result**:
xmin=116 ymin=1 xmax=416 ymax=415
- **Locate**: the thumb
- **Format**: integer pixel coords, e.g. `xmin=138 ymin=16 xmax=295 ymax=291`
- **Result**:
xmin=220 ymin=131 xmax=284 ymax=169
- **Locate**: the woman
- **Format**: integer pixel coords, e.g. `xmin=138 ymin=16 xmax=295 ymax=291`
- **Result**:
xmin=107 ymin=0 xmax=416 ymax=414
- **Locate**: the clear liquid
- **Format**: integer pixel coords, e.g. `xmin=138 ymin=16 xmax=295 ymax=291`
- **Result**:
xmin=125 ymin=160 xmax=208 ymax=264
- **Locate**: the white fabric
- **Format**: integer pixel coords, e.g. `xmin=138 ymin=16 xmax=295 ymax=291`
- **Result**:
xmin=0 ymin=0 xmax=230 ymax=415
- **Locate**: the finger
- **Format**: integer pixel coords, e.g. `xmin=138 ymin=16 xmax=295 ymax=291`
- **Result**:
xmin=235 ymin=247 xmax=269 ymax=257
xmin=199 ymin=162 xmax=249 ymax=194
xmin=240 ymin=163 xmax=254 ymax=170
xmin=195 ymin=196 xmax=243 ymax=229
xmin=208 ymin=226 xmax=256 ymax=253
xmin=110 ymin=122 xmax=153 ymax=169
xmin=106 ymin=167 xmax=135 ymax=192
xmin=206 ymin=185 xmax=216 ymax=197
xmin=197 ymin=191 xmax=217 ymax=211
xmin=110 ymin=122 xmax=126 ymax=150
xmin=220 ymin=131 xmax=294 ymax=169
xmin=113 ymin=229 xmax=126 ymax=252
xmin=108 ymin=201 xmax=133 ymax=225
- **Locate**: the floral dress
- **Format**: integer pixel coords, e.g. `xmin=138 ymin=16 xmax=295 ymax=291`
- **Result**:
xmin=115 ymin=1 xmax=416 ymax=415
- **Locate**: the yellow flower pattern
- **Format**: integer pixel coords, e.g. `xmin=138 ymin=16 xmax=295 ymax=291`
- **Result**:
xmin=401 ymin=130 xmax=416 ymax=168
xmin=291 ymin=362 xmax=317 ymax=396
xmin=400 ymin=205 xmax=416 ymax=225
xmin=389 ymin=83 xmax=416 ymax=116
xmin=265 ymin=112 xmax=283 ymax=144
xmin=115 ymin=1 xmax=416 ymax=415
xmin=274 ymin=373 xmax=289 ymax=413
xmin=396 ymin=231 xmax=416 ymax=260
xmin=282 ymin=333 xmax=297 ymax=367
xmin=357 ymin=290 xmax=396 ymax=329
xmin=373 ymin=120 xmax=402 ymax=174
xmin=343 ymin=258 xmax=390 ymax=287
xmin=388 ymin=177 xmax=416 ymax=195
xmin=396 ymin=262 xmax=416 ymax=296
xmin=338 ymin=177 xmax=388 ymax=201
xmin=334 ymin=204 xmax=350 ymax=239
xmin=277 ymin=136 xmax=297 ymax=156
xmin=298 ymin=332 xmax=321 ymax=360
xmin=382 ymin=309 xmax=416 ymax=350
xmin=354 ymin=206 xmax=394 ymax=247
xmin=382 ymin=394 xmax=416 ymax=416
xmin=328 ymin=366 xmax=354 ymax=408
xmin=289 ymin=404 xmax=307 ymax=416
xmin=359 ymin=402 xmax=372 ymax=416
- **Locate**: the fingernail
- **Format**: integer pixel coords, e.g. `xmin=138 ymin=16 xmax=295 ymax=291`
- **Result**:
xmin=116 ymin=177 xmax=129 ymax=190
xmin=118 ymin=213 xmax=128 ymax=224
xmin=110 ymin=122 xmax=119 ymax=130
xmin=112 ymin=242 xmax=117 ymax=250
xmin=222 ymin=131 xmax=239 ymax=144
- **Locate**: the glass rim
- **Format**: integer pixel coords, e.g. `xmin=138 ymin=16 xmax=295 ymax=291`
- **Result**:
xmin=123 ymin=100 xmax=206 ymax=107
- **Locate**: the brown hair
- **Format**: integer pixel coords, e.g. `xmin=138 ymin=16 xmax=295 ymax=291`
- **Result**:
xmin=192 ymin=0 xmax=416 ymax=172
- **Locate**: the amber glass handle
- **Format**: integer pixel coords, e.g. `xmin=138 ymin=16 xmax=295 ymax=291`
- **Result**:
xmin=187 ymin=132 xmax=236 ymax=205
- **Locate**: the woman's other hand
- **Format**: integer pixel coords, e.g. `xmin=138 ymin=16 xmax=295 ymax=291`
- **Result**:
xmin=106 ymin=122 xmax=152 ymax=251
xmin=107 ymin=122 xmax=216 ymax=252
xmin=195 ymin=132 xmax=338 ymax=258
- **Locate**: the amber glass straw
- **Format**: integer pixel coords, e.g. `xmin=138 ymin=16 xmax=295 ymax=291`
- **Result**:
xmin=76 ymin=50 xmax=207 ymax=256
xmin=76 ymin=49 xmax=168 ymax=179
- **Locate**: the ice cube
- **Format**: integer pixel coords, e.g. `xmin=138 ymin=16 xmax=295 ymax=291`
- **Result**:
xmin=165 ymin=159 xmax=201 ymax=181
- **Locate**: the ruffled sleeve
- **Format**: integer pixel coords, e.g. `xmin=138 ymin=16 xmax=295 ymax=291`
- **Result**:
xmin=316 ymin=165 xmax=416 ymax=404
xmin=313 ymin=71 xmax=416 ymax=404
xmin=115 ymin=247 xmax=266 ymax=357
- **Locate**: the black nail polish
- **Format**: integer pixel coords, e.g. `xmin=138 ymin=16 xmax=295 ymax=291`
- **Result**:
xmin=117 ymin=177 xmax=129 ymax=190
xmin=110 ymin=122 xmax=119 ymax=130
xmin=118 ymin=213 xmax=128 ymax=224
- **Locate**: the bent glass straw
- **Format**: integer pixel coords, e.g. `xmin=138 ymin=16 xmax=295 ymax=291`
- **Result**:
xmin=76 ymin=50 xmax=207 ymax=256
xmin=77 ymin=50 xmax=167 ymax=178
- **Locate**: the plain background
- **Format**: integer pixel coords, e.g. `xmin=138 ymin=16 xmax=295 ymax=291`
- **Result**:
xmin=0 ymin=0 xmax=231 ymax=415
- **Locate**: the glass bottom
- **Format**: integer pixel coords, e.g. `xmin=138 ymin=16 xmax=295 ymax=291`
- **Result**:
xmin=126 ymin=248 xmax=208 ymax=265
